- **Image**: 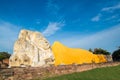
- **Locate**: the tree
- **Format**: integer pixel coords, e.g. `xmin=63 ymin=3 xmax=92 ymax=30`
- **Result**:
xmin=112 ymin=47 xmax=120 ymax=61
xmin=93 ymin=48 xmax=110 ymax=55
xmin=0 ymin=52 xmax=11 ymax=61
xmin=89 ymin=48 xmax=93 ymax=52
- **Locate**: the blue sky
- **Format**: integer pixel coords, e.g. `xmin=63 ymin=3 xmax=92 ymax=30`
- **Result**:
xmin=0 ymin=0 xmax=120 ymax=53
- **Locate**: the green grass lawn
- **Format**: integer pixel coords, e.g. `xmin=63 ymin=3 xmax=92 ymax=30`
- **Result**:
xmin=43 ymin=65 xmax=120 ymax=80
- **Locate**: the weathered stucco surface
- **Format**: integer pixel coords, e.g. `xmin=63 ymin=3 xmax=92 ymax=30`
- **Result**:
xmin=9 ymin=30 xmax=54 ymax=67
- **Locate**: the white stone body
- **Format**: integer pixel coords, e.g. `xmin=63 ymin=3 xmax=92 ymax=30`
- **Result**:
xmin=9 ymin=30 xmax=54 ymax=67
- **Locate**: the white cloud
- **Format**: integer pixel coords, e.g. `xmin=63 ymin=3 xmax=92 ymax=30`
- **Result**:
xmin=91 ymin=3 xmax=120 ymax=22
xmin=0 ymin=21 xmax=21 ymax=53
xmin=46 ymin=0 xmax=65 ymax=21
xmin=42 ymin=22 xmax=64 ymax=37
xmin=45 ymin=0 xmax=65 ymax=36
xmin=59 ymin=24 xmax=120 ymax=52
xmin=91 ymin=14 xmax=101 ymax=22
xmin=46 ymin=0 xmax=60 ymax=15
xmin=105 ymin=15 xmax=117 ymax=21
xmin=102 ymin=3 xmax=120 ymax=11
xmin=44 ymin=0 xmax=65 ymax=37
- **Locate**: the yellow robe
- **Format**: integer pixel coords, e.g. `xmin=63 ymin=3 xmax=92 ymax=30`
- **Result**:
xmin=52 ymin=41 xmax=107 ymax=66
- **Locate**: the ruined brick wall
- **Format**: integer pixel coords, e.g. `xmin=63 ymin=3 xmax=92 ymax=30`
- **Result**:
xmin=0 ymin=59 xmax=9 ymax=68
xmin=0 ymin=62 xmax=120 ymax=80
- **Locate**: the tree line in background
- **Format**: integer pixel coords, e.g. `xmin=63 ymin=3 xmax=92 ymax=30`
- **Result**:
xmin=89 ymin=48 xmax=110 ymax=55
xmin=112 ymin=47 xmax=120 ymax=61
xmin=0 ymin=47 xmax=120 ymax=61
xmin=88 ymin=47 xmax=120 ymax=61
xmin=0 ymin=52 xmax=11 ymax=61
